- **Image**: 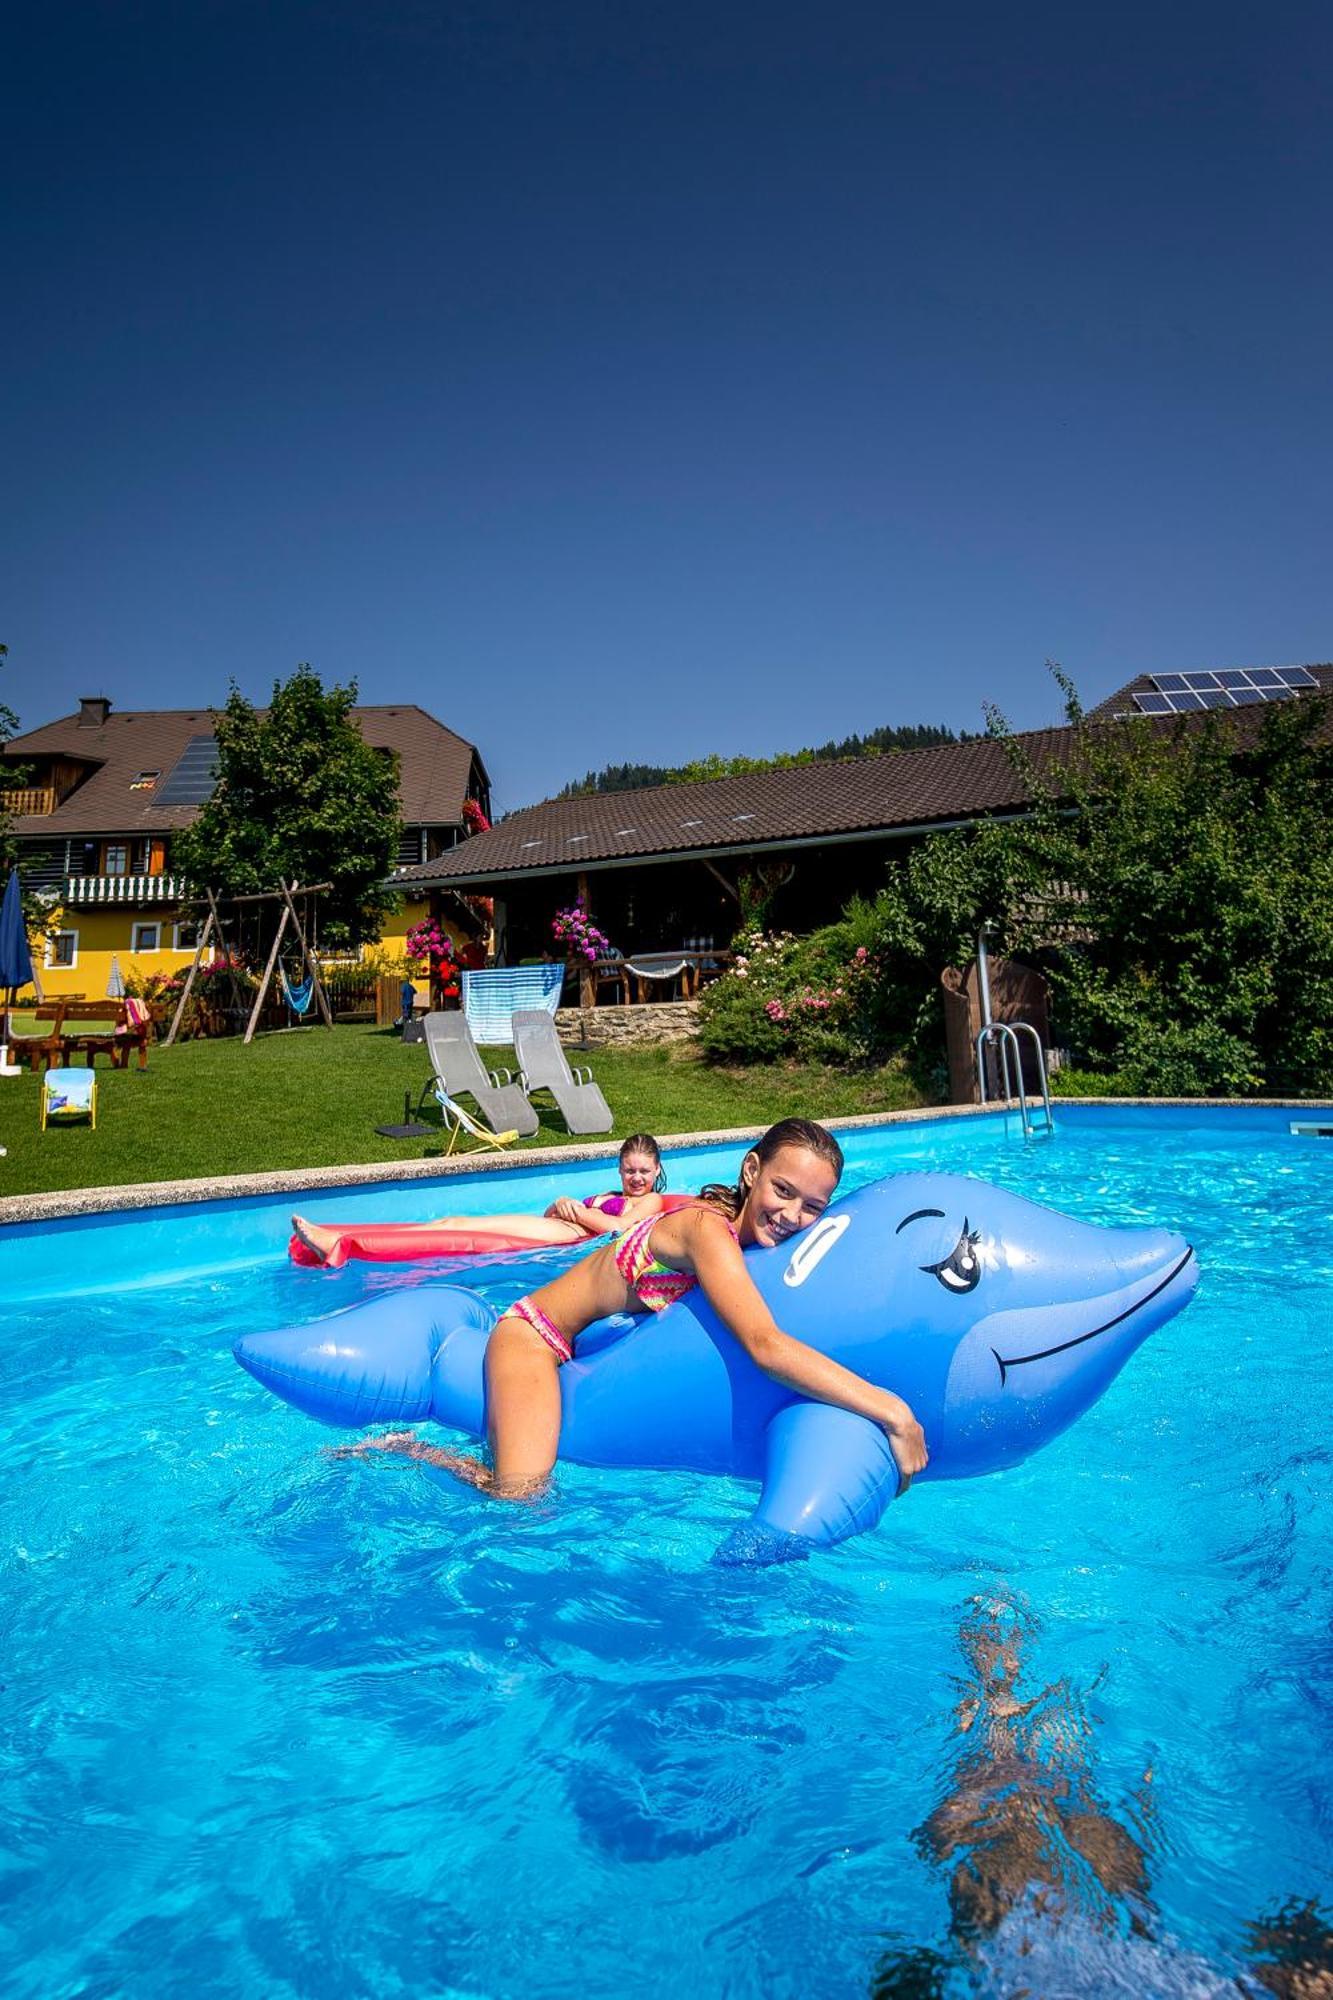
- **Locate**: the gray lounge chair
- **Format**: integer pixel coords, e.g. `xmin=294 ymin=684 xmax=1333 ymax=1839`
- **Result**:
xmin=420 ymin=1010 xmax=538 ymax=1138
xmin=512 ymin=1009 xmax=614 ymax=1135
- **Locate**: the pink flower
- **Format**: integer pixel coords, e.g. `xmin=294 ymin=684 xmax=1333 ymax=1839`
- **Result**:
xmin=855 ymin=946 xmax=868 ymax=961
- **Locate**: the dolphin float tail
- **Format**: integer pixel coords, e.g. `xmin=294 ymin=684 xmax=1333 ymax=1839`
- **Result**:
xmin=233 ymin=1285 xmax=495 ymax=1432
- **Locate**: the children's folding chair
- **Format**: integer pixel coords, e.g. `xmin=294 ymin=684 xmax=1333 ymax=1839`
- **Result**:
xmin=431 ymin=1082 xmax=518 ymax=1154
xmin=40 ymin=1065 xmax=98 ymax=1130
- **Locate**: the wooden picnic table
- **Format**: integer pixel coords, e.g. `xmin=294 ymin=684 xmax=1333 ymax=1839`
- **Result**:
xmin=18 ymin=999 xmax=151 ymax=1072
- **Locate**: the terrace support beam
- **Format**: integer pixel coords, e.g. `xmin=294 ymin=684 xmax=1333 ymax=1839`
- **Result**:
xmin=701 ymin=860 xmax=741 ymax=906
xmin=577 ymin=869 xmax=595 ymax=1010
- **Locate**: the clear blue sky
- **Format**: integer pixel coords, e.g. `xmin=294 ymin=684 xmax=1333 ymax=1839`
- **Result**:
xmin=4 ymin=1 xmax=1329 ymax=808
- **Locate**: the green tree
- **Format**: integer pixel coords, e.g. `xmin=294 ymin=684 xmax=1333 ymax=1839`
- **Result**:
xmin=864 ymin=678 xmax=1333 ymax=1095
xmin=174 ymin=665 xmax=403 ymax=949
xmin=698 ymin=670 xmax=1333 ymax=1098
xmin=0 ymin=644 xmax=24 ymax=874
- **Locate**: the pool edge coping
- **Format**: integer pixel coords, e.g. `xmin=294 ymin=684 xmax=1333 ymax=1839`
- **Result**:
xmin=1 ymin=1102 xmax=1012 ymax=1225
xmin=2 ymin=1094 xmax=1329 ymax=1227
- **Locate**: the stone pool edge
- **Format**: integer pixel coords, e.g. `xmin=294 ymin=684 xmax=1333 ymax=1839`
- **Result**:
xmin=1 ymin=1102 xmax=1016 ymax=1225
xmin=2 ymin=1095 xmax=1328 ymax=1227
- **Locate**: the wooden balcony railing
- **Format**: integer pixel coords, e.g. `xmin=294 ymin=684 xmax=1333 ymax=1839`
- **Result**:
xmin=1 ymin=787 xmax=57 ymax=816
xmin=63 ymin=874 xmax=185 ymax=906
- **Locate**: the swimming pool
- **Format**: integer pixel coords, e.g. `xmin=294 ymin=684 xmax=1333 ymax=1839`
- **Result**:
xmin=3 ymin=1105 xmax=1329 ymax=1997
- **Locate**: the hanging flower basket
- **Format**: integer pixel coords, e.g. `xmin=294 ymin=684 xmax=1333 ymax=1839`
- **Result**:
xmin=406 ymin=918 xmax=455 ymax=972
xmin=551 ymin=898 xmax=612 ymax=963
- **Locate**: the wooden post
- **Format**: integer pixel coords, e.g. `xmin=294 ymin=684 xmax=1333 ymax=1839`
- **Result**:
xmin=163 ymin=905 xmax=215 ymax=1046
xmin=244 ymin=905 xmax=289 ymax=1043
xmin=577 ymin=870 xmax=596 ymax=1010
xmin=701 ymin=859 xmax=741 ymax=906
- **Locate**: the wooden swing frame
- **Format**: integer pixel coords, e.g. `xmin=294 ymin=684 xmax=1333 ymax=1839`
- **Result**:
xmin=163 ymin=879 xmax=335 ymax=1046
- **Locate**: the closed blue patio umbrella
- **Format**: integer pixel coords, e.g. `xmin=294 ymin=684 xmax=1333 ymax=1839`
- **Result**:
xmin=106 ymin=955 xmax=126 ymax=1000
xmin=0 ymin=867 xmax=36 ymax=1048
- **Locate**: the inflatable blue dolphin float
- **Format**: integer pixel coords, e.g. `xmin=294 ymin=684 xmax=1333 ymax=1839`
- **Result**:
xmin=234 ymin=1173 xmax=1198 ymax=1563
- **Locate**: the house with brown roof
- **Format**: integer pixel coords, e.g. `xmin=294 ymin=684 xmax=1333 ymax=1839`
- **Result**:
xmin=388 ymin=663 xmax=1332 ymax=973
xmin=3 ymin=695 xmax=490 ymax=996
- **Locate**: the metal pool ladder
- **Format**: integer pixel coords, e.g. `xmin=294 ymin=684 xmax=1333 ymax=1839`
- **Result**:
xmin=975 ymin=1020 xmax=1054 ymax=1137
xmin=972 ymin=925 xmax=1054 ymax=1138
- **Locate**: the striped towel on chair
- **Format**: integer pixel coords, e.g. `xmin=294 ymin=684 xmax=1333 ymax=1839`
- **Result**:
xmin=461 ymin=966 xmax=565 ymax=1045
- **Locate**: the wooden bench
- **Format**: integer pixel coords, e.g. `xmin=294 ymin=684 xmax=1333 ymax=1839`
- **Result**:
xmin=20 ymin=999 xmax=151 ymax=1073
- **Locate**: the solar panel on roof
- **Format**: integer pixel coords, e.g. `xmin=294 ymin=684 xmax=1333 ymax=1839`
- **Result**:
xmin=155 ymin=733 xmax=219 ymax=806
xmin=1138 ymin=666 xmax=1320 ymax=713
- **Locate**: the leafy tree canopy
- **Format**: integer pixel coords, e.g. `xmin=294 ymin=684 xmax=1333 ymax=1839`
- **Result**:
xmin=552 ymin=720 xmax=970 ymax=800
xmin=0 ymin=643 xmax=24 ymax=874
xmin=857 ymin=678 xmax=1333 ymax=1094
xmin=173 ymin=666 xmax=403 ymax=949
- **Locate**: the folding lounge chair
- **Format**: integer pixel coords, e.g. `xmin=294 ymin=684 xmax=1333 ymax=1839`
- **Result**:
xmin=40 ymin=1065 xmax=98 ymax=1130
xmin=420 ymin=1010 xmax=539 ymax=1138
xmin=511 ymin=1009 xmax=613 ymax=1135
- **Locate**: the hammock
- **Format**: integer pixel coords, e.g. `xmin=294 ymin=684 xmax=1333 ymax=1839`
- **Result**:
xmin=280 ymin=964 xmax=316 ymax=1017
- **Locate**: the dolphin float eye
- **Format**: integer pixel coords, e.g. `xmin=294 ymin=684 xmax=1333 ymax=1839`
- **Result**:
xmin=922 ymin=1221 xmax=982 ymax=1294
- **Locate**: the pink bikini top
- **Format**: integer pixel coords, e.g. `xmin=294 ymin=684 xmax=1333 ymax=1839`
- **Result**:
xmin=611 ymin=1210 xmax=737 ymax=1313
xmin=584 ymin=1190 xmax=699 ymax=1219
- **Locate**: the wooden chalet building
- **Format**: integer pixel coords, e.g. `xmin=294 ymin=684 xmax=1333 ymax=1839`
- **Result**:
xmin=2 ymin=695 xmax=490 ymax=997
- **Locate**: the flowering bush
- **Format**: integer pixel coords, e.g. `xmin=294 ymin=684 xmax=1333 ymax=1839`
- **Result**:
xmin=552 ymin=898 xmax=612 ymax=962
xmin=698 ymin=926 xmax=884 ymax=1065
xmin=405 ymin=918 xmax=455 ymax=971
xmin=462 ymin=798 xmax=491 ymax=836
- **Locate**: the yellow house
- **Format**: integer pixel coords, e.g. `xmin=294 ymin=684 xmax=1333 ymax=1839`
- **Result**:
xmin=2 ymin=695 xmax=491 ymax=1000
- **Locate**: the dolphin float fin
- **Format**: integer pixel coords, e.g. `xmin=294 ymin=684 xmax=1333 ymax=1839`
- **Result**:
xmin=713 ymin=1403 xmax=900 ymax=1565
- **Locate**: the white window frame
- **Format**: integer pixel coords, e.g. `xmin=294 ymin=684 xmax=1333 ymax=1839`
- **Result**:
xmin=131 ymin=922 xmax=161 ymax=955
xmin=172 ymin=920 xmax=202 ymax=953
xmin=47 ymin=929 xmax=79 ymax=970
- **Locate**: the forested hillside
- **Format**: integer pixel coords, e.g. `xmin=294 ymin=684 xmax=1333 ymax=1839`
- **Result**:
xmin=552 ymin=720 xmax=971 ymax=801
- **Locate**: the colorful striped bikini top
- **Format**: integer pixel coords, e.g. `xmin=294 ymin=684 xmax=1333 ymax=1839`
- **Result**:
xmin=611 ymin=1211 xmax=737 ymax=1313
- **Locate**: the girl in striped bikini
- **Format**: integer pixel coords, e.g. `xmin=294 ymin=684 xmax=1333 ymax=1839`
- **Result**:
xmin=355 ymin=1118 xmax=929 ymax=1499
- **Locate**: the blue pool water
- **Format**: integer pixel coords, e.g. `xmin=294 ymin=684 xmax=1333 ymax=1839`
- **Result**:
xmin=2 ymin=1105 xmax=1330 ymax=1998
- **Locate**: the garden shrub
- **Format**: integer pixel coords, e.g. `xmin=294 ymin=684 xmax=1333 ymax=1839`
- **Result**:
xmin=697 ymin=927 xmax=884 ymax=1067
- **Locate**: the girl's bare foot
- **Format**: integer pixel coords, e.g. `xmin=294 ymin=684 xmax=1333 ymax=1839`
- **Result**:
xmin=292 ymin=1214 xmax=335 ymax=1263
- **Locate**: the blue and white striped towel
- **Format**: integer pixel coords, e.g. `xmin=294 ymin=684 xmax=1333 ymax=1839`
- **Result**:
xmin=462 ymin=966 xmax=564 ymax=1044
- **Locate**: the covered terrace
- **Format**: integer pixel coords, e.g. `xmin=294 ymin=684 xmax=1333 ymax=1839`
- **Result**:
xmin=386 ymin=732 xmax=1056 ymax=1007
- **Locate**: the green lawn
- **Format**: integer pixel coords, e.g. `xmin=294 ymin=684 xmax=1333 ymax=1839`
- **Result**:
xmin=0 ymin=1024 xmax=928 ymax=1197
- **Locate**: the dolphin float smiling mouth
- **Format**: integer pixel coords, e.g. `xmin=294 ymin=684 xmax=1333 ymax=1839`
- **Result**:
xmin=992 ymin=1244 xmax=1197 ymax=1386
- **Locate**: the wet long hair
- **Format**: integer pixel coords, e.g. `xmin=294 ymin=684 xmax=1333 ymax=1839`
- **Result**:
xmin=619 ymin=1132 xmax=667 ymax=1193
xmin=696 ymin=1118 xmax=844 ymax=1221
